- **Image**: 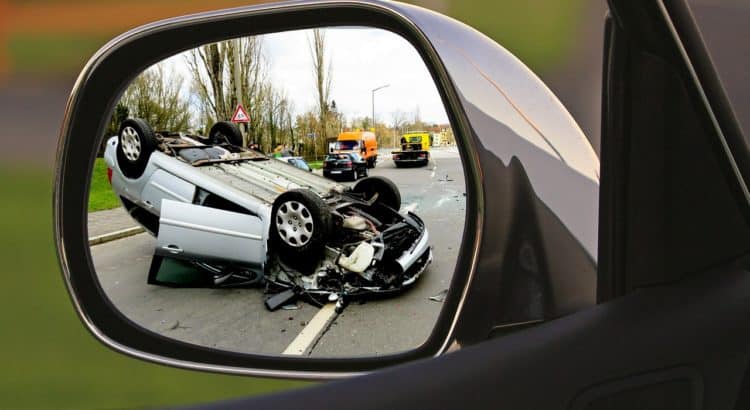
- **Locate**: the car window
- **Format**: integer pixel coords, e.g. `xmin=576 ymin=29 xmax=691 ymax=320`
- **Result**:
xmin=335 ymin=140 xmax=359 ymax=150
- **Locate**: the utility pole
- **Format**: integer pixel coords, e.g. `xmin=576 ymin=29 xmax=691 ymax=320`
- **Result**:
xmin=371 ymin=84 xmax=389 ymax=131
xmin=233 ymin=38 xmax=246 ymax=146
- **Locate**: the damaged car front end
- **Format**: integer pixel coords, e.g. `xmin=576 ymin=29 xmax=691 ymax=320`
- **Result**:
xmin=264 ymin=192 xmax=432 ymax=311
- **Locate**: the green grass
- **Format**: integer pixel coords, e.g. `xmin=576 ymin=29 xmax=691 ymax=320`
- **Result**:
xmin=88 ymin=158 xmax=121 ymax=212
xmin=307 ymin=160 xmax=323 ymax=170
xmin=0 ymin=165 xmax=307 ymax=409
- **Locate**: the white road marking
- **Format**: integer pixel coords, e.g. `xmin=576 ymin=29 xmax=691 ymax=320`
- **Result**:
xmin=282 ymin=303 xmax=338 ymax=356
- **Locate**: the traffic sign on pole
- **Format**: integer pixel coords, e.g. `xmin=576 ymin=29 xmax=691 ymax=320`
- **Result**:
xmin=231 ymin=104 xmax=250 ymax=123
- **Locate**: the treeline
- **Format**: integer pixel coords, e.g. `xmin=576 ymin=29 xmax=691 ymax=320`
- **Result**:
xmin=105 ymin=30 xmax=453 ymax=158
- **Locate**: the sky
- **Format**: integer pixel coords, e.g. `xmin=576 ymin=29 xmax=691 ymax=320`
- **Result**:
xmin=159 ymin=27 xmax=450 ymax=125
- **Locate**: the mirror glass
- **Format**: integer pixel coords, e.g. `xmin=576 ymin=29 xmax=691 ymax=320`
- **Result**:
xmin=87 ymin=27 xmax=465 ymax=358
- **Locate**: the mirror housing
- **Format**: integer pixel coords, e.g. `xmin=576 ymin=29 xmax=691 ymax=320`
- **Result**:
xmin=55 ymin=0 xmax=598 ymax=378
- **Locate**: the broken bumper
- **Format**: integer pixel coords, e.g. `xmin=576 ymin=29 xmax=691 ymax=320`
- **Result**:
xmin=396 ymin=214 xmax=431 ymax=273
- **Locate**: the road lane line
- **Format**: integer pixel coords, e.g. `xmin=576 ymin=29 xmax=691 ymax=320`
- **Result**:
xmin=282 ymin=303 xmax=338 ymax=356
xmin=89 ymin=226 xmax=145 ymax=246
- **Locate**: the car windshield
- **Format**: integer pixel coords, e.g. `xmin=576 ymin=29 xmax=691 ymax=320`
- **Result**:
xmin=408 ymin=136 xmax=423 ymax=143
xmin=349 ymin=153 xmax=362 ymax=161
xmin=335 ymin=140 xmax=359 ymax=150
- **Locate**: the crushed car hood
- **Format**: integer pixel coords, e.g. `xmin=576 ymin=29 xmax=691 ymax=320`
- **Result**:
xmin=196 ymin=159 xmax=343 ymax=204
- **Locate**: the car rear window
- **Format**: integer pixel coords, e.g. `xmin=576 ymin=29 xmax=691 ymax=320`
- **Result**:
xmin=335 ymin=141 xmax=359 ymax=150
xmin=326 ymin=154 xmax=350 ymax=160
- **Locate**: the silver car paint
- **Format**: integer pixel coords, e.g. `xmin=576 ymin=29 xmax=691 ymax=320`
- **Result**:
xmin=157 ymin=199 xmax=267 ymax=269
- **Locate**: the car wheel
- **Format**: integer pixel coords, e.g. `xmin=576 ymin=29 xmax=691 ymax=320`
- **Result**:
xmin=350 ymin=170 xmax=358 ymax=181
xmin=363 ymin=167 xmax=369 ymax=178
xmin=116 ymin=118 xmax=157 ymax=179
xmin=270 ymin=189 xmax=332 ymax=264
xmin=208 ymin=121 xmax=243 ymax=146
xmin=352 ymin=176 xmax=401 ymax=210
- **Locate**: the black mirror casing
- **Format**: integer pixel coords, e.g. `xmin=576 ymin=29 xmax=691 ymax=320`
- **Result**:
xmin=54 ymin=0 xmax=599 ymax=378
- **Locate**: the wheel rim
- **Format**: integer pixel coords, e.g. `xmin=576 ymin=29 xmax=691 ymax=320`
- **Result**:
xmin=275 ymin=200 xmax=314 ymax=247
xmin=121 ymin=126 xmax=142 ymax=162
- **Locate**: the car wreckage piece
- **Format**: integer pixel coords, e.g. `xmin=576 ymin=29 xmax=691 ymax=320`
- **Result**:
xmin=104 ymin=118 xmax=432 ymax=311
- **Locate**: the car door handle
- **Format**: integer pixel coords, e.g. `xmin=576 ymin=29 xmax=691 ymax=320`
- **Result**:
xmin=162 ymin=244 xmax=183 ymax=255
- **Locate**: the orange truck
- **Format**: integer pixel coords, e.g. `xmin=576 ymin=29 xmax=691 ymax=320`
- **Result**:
xmin=333 ymin=130 xmax=378 ymax=168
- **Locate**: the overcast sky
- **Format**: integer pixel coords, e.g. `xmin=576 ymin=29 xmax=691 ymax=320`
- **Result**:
xmin=160 ymin=27 xmax=449 ymax=125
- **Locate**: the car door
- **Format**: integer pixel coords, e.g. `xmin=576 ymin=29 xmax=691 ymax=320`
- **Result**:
xmin=156 ymin=199 xmax=267 ymax=270
xmin=139 ymin=168 xmax=196 ymax=215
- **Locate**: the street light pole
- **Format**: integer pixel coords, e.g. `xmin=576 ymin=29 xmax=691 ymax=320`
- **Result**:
xmin=371 ymin=84 xmax=389 ymax=130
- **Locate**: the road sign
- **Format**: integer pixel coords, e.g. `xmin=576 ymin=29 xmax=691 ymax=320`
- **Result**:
xmin=231 ymin=104 xmax=250 ymax=123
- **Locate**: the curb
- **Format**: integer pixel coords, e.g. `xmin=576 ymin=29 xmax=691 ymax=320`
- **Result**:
xmin=88 ymin=226 xmax=145 ymax=246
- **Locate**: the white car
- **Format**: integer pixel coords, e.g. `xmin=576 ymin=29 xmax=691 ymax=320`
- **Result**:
xmin=105 ymin=118 xmax=432 ymax=309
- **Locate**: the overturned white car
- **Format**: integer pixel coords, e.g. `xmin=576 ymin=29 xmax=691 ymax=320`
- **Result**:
xmin=104 ymin=118 xmax=432 ymax=310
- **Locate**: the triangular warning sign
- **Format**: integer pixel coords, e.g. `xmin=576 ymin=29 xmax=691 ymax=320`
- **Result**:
xmin=231 ymin=104 xmax=250 ymax=123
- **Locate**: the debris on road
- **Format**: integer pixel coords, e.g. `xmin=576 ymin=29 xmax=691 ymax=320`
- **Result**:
xmin=429 ymin=289 xmax=448 ymax=303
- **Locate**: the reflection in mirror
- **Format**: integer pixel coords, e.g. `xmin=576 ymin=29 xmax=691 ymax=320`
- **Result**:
xmin=87 ymin=27 xmax=465 ymax=358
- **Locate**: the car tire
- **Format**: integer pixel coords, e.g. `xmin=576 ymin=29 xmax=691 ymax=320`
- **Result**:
xmin=352 ymin=176 xmax=402 ymax=210
xmin=363 ymin=167 xmax=369 ymax=178
xmin=208 ymin=121 xmax=243 ymax=146
xmin=270 ymin=189 xmax=332 ymax=264
xmin=350 ymin=170 xmax=358 ymax=181
xmin=116 ymin=118 xmax=157 ymax=179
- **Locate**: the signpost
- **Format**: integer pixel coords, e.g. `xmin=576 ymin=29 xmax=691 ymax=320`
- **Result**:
xmin=231 ymin=104 xmax=250 ymax=123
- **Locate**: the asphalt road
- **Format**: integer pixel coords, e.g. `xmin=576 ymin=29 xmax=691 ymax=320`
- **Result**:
xmin=89 ymin=148 xmax=466 ymax=357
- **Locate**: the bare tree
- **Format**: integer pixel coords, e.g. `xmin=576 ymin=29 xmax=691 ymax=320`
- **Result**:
xmin=187 ymin=37 xmax=267 ymax=144
xmin=309 ymin=28 xmax=333 ymax=156
xmin=187 ymin=43 xmax=228 ymax=122
xmin=121 ymin=65 xmax=191 ymax=131
xmin=390 ymin=110 xmax=409 ymax=148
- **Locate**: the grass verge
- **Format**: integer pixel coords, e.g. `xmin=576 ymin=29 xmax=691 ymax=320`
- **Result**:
xmin=88 ymin=157 xmax=121 ymax=212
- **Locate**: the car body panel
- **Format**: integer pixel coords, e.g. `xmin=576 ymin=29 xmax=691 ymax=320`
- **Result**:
xmin=105 ymin=137 xmax=340 ymax=216
xmin=157 ymin=199 xmax=267 ymax=269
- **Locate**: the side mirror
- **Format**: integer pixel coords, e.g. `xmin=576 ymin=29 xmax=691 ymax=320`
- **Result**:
xmin=55 ymin=0 xmax=598 ymax=379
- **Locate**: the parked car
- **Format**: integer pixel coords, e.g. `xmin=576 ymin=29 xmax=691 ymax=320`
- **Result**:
xmin=104 ymin=118 xmax=431 ymax=308
xmin=277 ymin=156 xmax=313 ymax=172
xmin=322 ymin=152 xmax=368 ymax=181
